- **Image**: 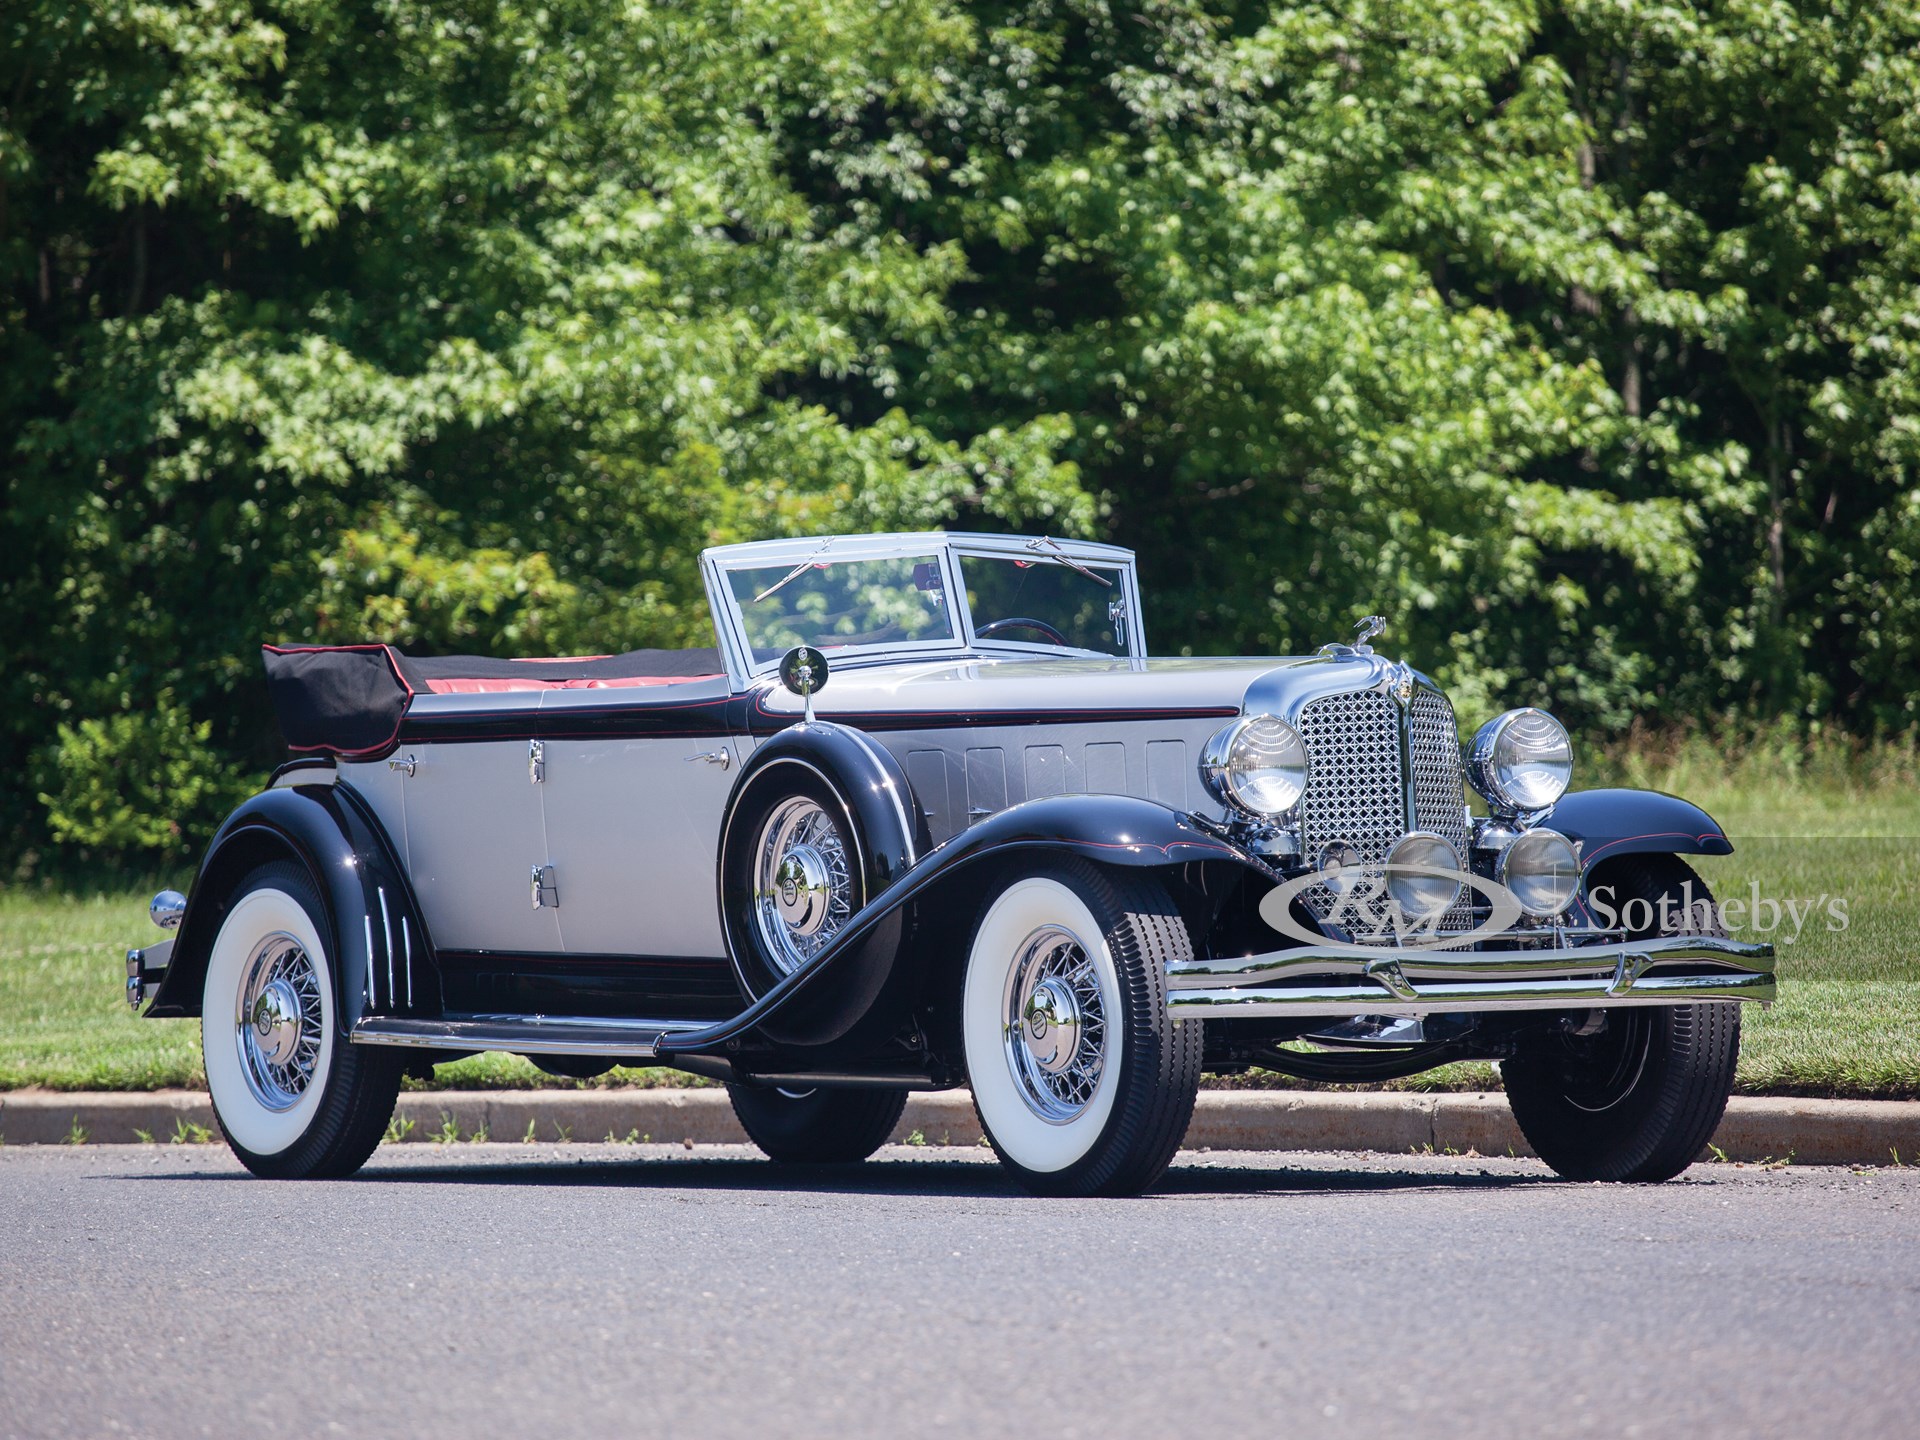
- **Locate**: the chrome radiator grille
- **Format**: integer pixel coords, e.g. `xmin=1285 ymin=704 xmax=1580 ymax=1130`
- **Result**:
xmin=1407 ymin=689 xmax=1471 ymax=859
xmin=1295 ymin=686 xmax=1469 ymax=934
xmin=1297 ymin=690 xmax=1405 ymax=870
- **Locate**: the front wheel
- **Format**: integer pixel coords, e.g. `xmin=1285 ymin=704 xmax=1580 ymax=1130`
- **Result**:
xmin=202 ymin=861 xmax=402 ymax=1179
xmin=962 ymin=860 xmax=1201 ymax=1197
xmin=1504 ymin=855 xmax=1741 ymax=1182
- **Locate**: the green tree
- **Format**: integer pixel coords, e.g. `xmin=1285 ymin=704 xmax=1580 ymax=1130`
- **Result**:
xmin=0 ymin=0 xmax=1086 ymax=865
xmin=4 ymin=0 xmax=1918 ymax=870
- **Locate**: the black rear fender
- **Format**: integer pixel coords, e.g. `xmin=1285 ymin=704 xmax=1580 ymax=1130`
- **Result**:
xmin=146 ymin=783 xmax=437 ymax=1031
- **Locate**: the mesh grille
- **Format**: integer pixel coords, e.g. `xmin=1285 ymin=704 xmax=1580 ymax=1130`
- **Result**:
xmin=1298 ymin=690 xmax=1405 ymax=866
xmin=1296 ymin=691 xmax=1404 ymax=930
xmin=1294 ymin=686 xmax=1469 ymax=938
xmin=1408 ymin=689 xmax=1472 ymax=933
xmin=1408 ymin=689 xmax=1469 ymax=855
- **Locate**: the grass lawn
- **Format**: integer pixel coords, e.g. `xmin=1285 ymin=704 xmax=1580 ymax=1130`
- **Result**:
xmin=4 ymin=738 xmax=1915 ymax=1097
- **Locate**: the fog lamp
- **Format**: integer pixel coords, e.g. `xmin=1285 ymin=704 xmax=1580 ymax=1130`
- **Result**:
xmin=1496 ymin=827 xmax=1582 ymax=917
xmin=1384 ymin=832 xmax=1464 ymax=922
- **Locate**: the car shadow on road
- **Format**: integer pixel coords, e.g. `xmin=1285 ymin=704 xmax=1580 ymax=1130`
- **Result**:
xmin=114 ymin=1152 xmax=1568 ymax=1199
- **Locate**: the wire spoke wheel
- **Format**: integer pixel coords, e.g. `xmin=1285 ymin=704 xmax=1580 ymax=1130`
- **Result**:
xmin=963 ymin=861 xmax=1201 ymax=1197
xmin=201 ymin=862 xmax=401 ymax=1178
xmin=751 ymin=797 xmax=854 ymax=976
xmin=234 ymin=933 xmax=325 ymax=1111
xmin=1000 ymin=924 xmax=1109 ymax=1123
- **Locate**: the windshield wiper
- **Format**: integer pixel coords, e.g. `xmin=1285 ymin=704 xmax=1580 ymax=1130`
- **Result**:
xmin=1026 ymin=536 xmax=1113 ymax=588
xmin=751 ymin=539 xmax=835 ymax=604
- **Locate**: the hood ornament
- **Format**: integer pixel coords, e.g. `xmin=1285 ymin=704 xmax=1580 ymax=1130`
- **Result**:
xmin=1318 ymin=614 xmax=1389 ymax=660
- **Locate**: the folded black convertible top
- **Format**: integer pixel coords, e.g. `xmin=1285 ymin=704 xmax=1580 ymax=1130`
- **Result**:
xmin=262 ymin=644 xmax=725 ymax=756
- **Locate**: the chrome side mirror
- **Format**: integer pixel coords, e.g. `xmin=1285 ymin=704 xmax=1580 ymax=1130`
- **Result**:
xmin=779 ymin=646 xmax=830 ymax=724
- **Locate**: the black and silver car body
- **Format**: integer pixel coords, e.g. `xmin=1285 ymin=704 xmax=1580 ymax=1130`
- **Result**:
xmin=129 ymin=531 xmax=1775 ymax=1194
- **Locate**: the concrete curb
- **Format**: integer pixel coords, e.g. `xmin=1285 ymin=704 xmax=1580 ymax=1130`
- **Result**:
xmin=3 ymin=1088 xmax=1916 ymax=1166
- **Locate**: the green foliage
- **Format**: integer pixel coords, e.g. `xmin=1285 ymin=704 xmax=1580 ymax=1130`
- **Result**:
xmin=35 ymin=694 xmax=254 ymax=860
xmin=3 ymin=0 xmax=1918 ymax=869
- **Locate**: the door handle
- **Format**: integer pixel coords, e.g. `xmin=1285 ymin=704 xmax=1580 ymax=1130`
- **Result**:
xmin=686 ymin=747 xmax=732 ymax=770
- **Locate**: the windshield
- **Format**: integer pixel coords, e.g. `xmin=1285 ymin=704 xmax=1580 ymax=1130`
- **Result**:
xmin=959 ymin=553 xmax=1128 ymax=656
xmin=725 ymin=554 xmax=956 ymax=665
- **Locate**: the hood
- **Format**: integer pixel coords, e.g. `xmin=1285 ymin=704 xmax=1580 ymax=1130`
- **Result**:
xmin=751 ymin=651 xmax=1423 ymax=726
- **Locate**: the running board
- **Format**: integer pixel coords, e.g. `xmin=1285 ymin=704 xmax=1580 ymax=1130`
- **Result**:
xmin=350 ymin=1014 xmax=711 ymax=1058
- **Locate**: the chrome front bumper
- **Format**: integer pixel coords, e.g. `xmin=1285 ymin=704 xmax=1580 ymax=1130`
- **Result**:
xmin=1165 ymin=934 xmax=1775 ymax=1020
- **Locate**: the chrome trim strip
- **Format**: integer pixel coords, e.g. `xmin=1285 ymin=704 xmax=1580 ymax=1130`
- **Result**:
xmin=401 ymin=915 xmax=413 ymax=1009
xmin=378 ymin=886 xmax=395 ymax=1006
xmin=363 ymin=914 xmax=378 ymax=1010
xmin=350 ymin=1014 xmax=710 ymax=1058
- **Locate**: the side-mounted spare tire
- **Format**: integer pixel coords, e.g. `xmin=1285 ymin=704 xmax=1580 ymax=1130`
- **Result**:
xmin=716 ymin=722 xmax=925 ymax=1047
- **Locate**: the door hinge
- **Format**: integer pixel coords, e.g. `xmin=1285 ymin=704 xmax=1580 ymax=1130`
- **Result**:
xmin=531 ymin=864 xmax=559 ymax=909
xmin=529 ymin=739 xmax=545 ymax=784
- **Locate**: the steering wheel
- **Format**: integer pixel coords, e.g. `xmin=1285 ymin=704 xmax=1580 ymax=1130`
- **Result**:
xmin=976 ymin=616 xmax=1071 ymax=647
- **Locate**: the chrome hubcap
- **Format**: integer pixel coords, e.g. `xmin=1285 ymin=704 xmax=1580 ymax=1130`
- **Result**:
xmin=753 ymin=798 xmax=853 ymax=976
xmin=249 ymin=978 xmax=304 ymax=1067
xmin=1001 ymin=925 xmax=1107 ymax=1123
xmin=773 ymin=846 xmax=833 ymax=937
xmin=235 ymin=933 xmax=323 ymax=1112
xmin=1020 ymin=977 xmax=1083 ymax=1075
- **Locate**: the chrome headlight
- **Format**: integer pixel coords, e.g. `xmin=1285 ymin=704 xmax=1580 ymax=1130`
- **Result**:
xmin=1467 ymin=708 xmax=1572 ymax=814
xmin=1384 ymin=832 xmax=1464 ymax=922
xmin=1201 ymin=715 xmax=1308 ymax=818
xmin=1496 ymin=827 xmax=1582 ymax=917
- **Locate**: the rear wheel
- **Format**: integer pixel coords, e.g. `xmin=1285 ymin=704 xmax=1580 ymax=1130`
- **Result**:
xmin=202 ymin=862 xmax=402 ymax=1179
xmin=1504 ymin=855 xmax=1741 ymax=1182
xmin=962 ymin=860 xmax=1201 ymax=1197
xmin=728 ymin=1084 xmax=908 ymax=1163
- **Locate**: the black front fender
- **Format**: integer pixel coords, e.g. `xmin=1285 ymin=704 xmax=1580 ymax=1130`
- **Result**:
xmin=926 ymin=793 xmax=1257 ymax=872
xmin=1551 ymin=788 xmax=1734 ymax=869
xmin=660 ymin=794 xmax=1263 ymax=1058
xmin=146 ymin=783 xmax=436 ymax=1029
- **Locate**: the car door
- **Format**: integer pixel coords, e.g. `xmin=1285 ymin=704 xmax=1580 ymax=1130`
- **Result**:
xmin=401 ymin=727 xmax=563 ymax=955
xmin=537 ymin=714 xmax=746 ymax=959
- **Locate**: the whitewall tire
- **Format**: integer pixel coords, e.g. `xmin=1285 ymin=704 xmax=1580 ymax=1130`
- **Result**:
xmin=201 ymin=861 xmax=401 ymax=1178
xmin=963 ymin=860 xmax=1201 ymax=1196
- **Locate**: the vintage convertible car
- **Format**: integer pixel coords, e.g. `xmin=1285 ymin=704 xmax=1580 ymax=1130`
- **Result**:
xmin=126 ymin=531 xmax=1775 ymax=1195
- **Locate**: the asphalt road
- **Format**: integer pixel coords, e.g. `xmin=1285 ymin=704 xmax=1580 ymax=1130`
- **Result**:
xmin=1 ymin=1144 xmax=1913 ymax=1440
